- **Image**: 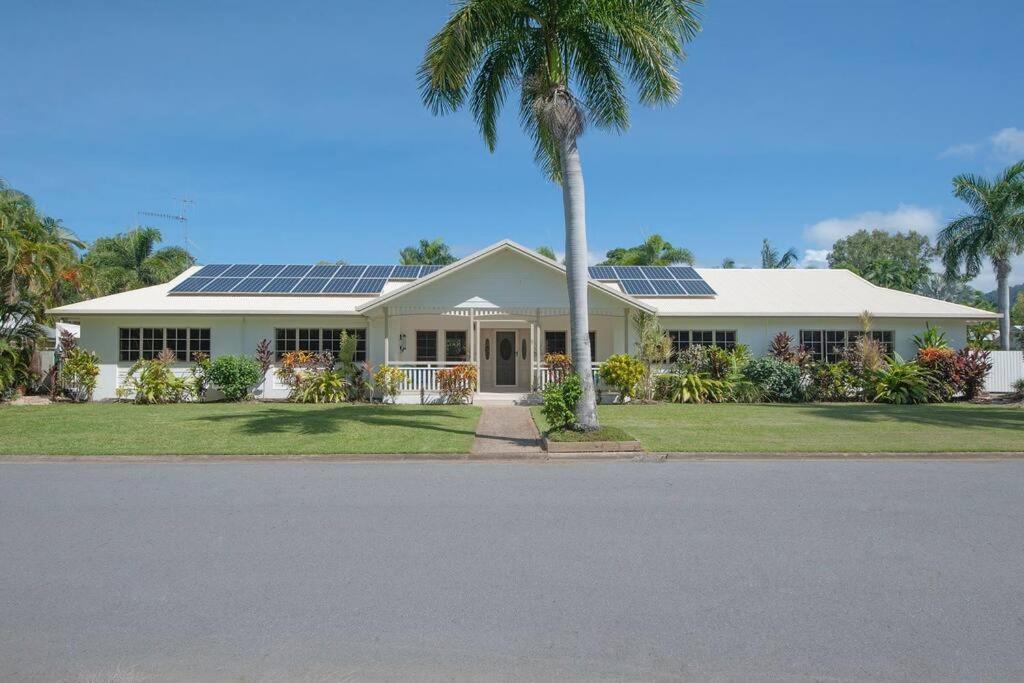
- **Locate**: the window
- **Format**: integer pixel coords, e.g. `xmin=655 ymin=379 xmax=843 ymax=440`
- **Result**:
xmin=800 ymin=329 xmax=895 ymax=362
xmin=668 ymin=330 xmax=737 ymax=360
xmin=715 ymin=331 xmax=736 ymax=349
xmin=543 ymin=331 xmax=597 ymax=361
xmin=416 ymin=331 xmax=437 ymax=362
xmin=276 ymin=328 xmax=367 ymax=361
xmin=445 ymin=331 xmax=467 ymax=361
xmin=119 ymin=327 xmax=212 ymax=362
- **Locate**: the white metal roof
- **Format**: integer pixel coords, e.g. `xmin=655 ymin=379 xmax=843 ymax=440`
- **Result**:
xmin=47 ymin=242 xmax=997 ymax=320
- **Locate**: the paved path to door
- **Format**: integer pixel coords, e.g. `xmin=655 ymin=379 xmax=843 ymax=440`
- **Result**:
xmin=471 ymin=405 xmax=543 ymax=455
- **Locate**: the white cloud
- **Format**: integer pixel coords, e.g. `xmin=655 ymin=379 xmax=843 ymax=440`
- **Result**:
xmin=801 ymin=249 xmax=831 ymax=268
xmin=991 ymin=127 xmax=1024 ymax=161
xmin=803 ymin=205 xmax=941 ymax=247
xmin=939 ymin=126 xmax=1024 ymax=162
xmin=968 ymin=253 xmax=1024 ymax=293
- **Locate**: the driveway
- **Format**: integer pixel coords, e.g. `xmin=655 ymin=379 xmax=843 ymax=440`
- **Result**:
xmin=2 ymin=460 xmax=1023 ymax=681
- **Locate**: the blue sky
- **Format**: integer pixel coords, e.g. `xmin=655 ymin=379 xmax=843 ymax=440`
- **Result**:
xmin=3 ymin=0 xmax=1023 ymax=289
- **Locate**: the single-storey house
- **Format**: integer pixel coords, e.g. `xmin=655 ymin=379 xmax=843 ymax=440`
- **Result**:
xmin=48 ymin=240 xmax=998 ymax=402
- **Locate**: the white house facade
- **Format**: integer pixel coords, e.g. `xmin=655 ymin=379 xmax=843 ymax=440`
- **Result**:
xmin=48 ymin=240 xmax=998 ymax=402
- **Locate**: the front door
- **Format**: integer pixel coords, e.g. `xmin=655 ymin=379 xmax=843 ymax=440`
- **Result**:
xmin=495 ymin=331 xmax=516 ymax=386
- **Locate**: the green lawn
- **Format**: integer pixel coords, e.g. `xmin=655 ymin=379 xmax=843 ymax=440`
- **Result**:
xmin=1 ymin=403 xmax=481 ymax=455
xmin=532 ymin=403 xmax=1024 ymax=452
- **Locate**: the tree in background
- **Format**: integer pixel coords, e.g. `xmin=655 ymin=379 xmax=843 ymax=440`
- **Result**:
xmin=536 ymin=246 xmax=558 ymax=261
xmin=938 ymin=161 xmax=1024 ymax=350
xmin=601 ymin=234 xmax=694 ymax=266
xmin=84 ymin=227 xmax=193 ymax=296
xmin=720 ymin=258 xmax=736 ymax=269
xmin=420 ymin=0 xmax=703 ymax=429
xmin=1012 ymin=291 xmax=1024 ymax=346
xmin=760 ymin=239 xmax=798 ymax=269
xmin=399 ymin=238 xmax=457 ymax=266
xmin=828 ymin=229 xmax=934 ymax=292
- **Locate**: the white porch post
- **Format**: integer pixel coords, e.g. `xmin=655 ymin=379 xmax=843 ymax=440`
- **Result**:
xmin=383 ymin=307 xmax=390 ymax=364
xmin=529 ymin=321 xmax=536 ymax=390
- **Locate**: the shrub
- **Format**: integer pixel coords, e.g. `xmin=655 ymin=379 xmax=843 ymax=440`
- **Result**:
xmin=912 ymin=324 xmax=949 ymax=350
xmin=373 ymin=364 xmax=406 ymax=404
xmin=541 ymin=373 xmax=582 ymax=431
xmin=59 ymin=347 xmax=100 ymax=402
xmin=742 ymin=356 xmax=805 ymax=402
xmin=437 ymin=363 xmax=478 ymax=404
xmin=1013 ymin=378 xmax=1024 ymax=399
xmin=957 ymin=347 xmax=992 ymax=400
xmin=915 ymin=347 xmax=962 ymax=402
xmin=662 ymin=372 xmax=728 ymax=404
xmin=544 ymin=353 xmax=573 ymax=384
xmin=120 ymin=358 xmax=193 ymax=404
xmin=768 ymin=331 xmax=811 ymax=366
xmin=598 ymin=354 xmax=645 ymax=401
xmin=807 ymin=361 xmax=857 ymax=402
xmin=208 ymin=355 xmax=263 ymax=401
xmin=870 ymin=355 xmax=934 ymax=404
xmin=189 ymin=352 xmax=212 ymax=400
xmin=291 ymin=368 xmax=348 ymax=403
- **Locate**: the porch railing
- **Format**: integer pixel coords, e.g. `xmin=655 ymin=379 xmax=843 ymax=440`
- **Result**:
xmin=390 ymin=361 xmax=479 ymax=393
xmin=533 ymin=362 xmax=602 ymax=391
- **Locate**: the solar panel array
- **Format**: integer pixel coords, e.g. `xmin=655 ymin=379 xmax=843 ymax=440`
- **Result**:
xmin=587 ymin=265 xmax=716 ymax=297
xmin=169 ymin=264 xmax=445 ymax=296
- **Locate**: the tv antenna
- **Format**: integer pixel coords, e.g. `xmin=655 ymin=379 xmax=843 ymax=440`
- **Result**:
xmin=138 ymin=197 xmax=196 ymax=252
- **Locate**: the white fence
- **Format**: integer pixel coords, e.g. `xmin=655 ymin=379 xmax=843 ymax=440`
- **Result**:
xmin=985 ymin=351 xmax=1024 ymax=393
xmin=393 ymin=362 xmax=478 ymax=393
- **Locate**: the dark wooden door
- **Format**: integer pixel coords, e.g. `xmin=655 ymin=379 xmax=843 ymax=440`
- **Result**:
xmin=495 ymin=331 xmax=516 ymax=386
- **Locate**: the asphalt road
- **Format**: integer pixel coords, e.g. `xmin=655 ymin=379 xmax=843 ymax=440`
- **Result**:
xmin=2 ymin=460 xmax=1023 ymax=682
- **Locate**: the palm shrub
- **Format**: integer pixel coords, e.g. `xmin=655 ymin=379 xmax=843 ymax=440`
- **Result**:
xmin=208 ymin=355 xmax=263 ymax=401
xmin=291 ymin=369 xmax=348 ymax=403
xmin=632 ymin=311 xmax=673 ymax=401
xmin=373 ymin=364 xmax=407 ymax=404
xmin=541 ymin=373 xmax=583 ymax=432
xmin=870 ymin=355 xmax=934 ymax=405
xmin=663 ymin=372 xmax=728 ymax=404
xmin=599 ymin=354 xmax=645 ymax=402
xmin=0 ymin=300 xmax=43 ymax=397
xmin=58 ymin=347 xmax=99 ymax=402
xmin=119 ymin=358 xmax=193 ymax=404
xmin=742 ymin=356 xmax=805 ymax=402
xmin=912 ymin=323 xmax=949 ymax=350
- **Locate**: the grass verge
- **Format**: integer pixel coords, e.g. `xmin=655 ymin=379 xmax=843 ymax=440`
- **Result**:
xmin=0 ymin=402 xmax=481 ymax=455
xmin=544 ymin=426 xmax=634 ymax=443
xmin=532 ymin=402 xmax=1024 ymax=452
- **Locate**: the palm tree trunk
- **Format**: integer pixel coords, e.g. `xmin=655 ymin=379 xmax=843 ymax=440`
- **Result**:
xmin=559 ymin=135 xmax=599 ymax=429
xmin=996 ymin=260 xmax=1011 ymax=350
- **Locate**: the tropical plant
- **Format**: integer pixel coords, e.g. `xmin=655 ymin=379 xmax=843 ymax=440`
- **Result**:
xmin=598 ymin=354 xmax=645 ymax=402
xmin=721 ymin=257 xmax=736 ymax=269
xmin=742 ymin=356 xmax=805 ymax=402
xmin=768 ymin=331 xmax=810 ymax=366
xmin=291 ymin=368 xmax=348 ymax=403
xmin=437 ymin=363 xmax=478 ymax=404
xmin=420 ymin=0 xmax=703 ymax=430
xmin=119 ymin=358 xmax=194 ymax=404
xmin=189 ymin=352 xmax=212 ymax=400
xmin=58 ymin=347 xmax=100 ymax=402
xmin=541 ymin=372 xmax=583 ymax=431
xmin=601 ymin=234 xmax=694 ymax=266
xmin=253 ymin=338 xmax=273 ymax=397
xmin=84 ymin=227 xmax=193 ymax=296
xmin=632 ymin=310 xmax=672 ymax=401
xmin=912 ymin=323 xmax=949 ymax=350
xmin=373 ymin=364 xmax=407 ymax=404
xmin=957 ymin=347 xmax=992 ymax=400
xmin=661 ymin=372 xmax=728 ymax=404
xmin=760 ymin=239 xmax=798 ymax=269
xmin=543 ymin=352 xmax=573 ymax=385
xmin=399 ymin=238 xmax=457 ymax=266
xmin=870 ymin=355 xmax=934 ymax=405
xmin=1012 ymin=377 xmax=1024 ymax=399
xmin=938 ymin=161 xmax=1024 ymax=350
xmin=807 ymin=361 xmax=857 ymax=402
xmin=0 ymin=300 xmax=43 ymax=396
xmin=208 ymin=355 xmax=263 ymax=401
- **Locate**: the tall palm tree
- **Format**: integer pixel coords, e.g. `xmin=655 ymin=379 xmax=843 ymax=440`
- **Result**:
xmin=399 ymin=238 xmax=457 ymax=266
xmin=938 ymin=161 xmax=1024 ymax=350
xmin=601 ymin=234 xmax=694 ymax=266
xmin=419 ymin=0 xmax=702 ymax=428
xmin=760 ymin=239 xmax=799 ymax=269
xmin=84 ymin=227 xmax=194 ymax=295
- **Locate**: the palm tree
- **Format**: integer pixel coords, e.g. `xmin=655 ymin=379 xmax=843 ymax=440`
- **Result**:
xmin=760 ymin=239 xmax=799 ymax=269
xmin=601 ymin=234 xmax=694 ymax=266
xmin=938 ymin=161 xmax=1024 ymax=350
xmin=420 ymin=2 xmax=702 ymax=428
xmin=536 ymin=245 xmax=558 ymax=261
xmin=84 ymin=227 xmax=194 ymax=295
xmin=399 ymin=238 xmax=457 ymax=266
xmin=721 ymin=258 xmax=736 ymax=269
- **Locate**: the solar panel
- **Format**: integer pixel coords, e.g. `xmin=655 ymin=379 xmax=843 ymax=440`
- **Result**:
xmin=279 ymin=265 xmax=312 ymax=278
xmin=292 ymin=277 xmax=329 ymax=294
xmin=262 ymin=277 xmax=300 ymax=293
xmin=250 ymin=264 xmax=285 ymax=278
xmin=232 ymin=277 xmax=271 ymax=293
xmin=680 ymin=280 xmax=715 ymax=295
xmin=419 ymin=265 xmax=444 ymax=275
xmin=201 ymin=277 xmax=242 ymax=292
xmin=651 ymin=279 xmax=686 ymax=295
xmin=614 ymin=266 xmax=645 ymax=279
xmin=641 ymin=266 xmax=673 ymax=279
xmin=363 ymin=265 xmax=395 ymax=279
xmin=668 ymin=266 xmax=699 ymax=280
xmin=193 ymin=264 xmax=231 ymax=278
xmin=620 ymin=279 xmax=656 ymax=295
xmin=222 ymin=265 xmax=258 ymax=278
xmin=322 ymin=278 xmax=357 ymax=293
xmin=352 ymin=278 xmax=386 ymax=294
xmin=336 ymin=265 xmax=367 ymax=278
xmin=170 ymin=277 xmax=215 ymax=293
xmin=588 ymin=266 xmax=617 ymax=280
xmin=390 ymin=265 xmax=421 ymax=279
xmin=307 ymin=265 xmax=339 ymax=278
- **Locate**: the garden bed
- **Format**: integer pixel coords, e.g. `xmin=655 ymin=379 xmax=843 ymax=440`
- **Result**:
xmin=542 ymin=426 xmax=642 ymax=453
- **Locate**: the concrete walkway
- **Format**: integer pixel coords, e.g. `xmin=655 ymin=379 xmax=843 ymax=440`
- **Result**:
xmin=471 ymin=405 xmax=543 ymax=455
